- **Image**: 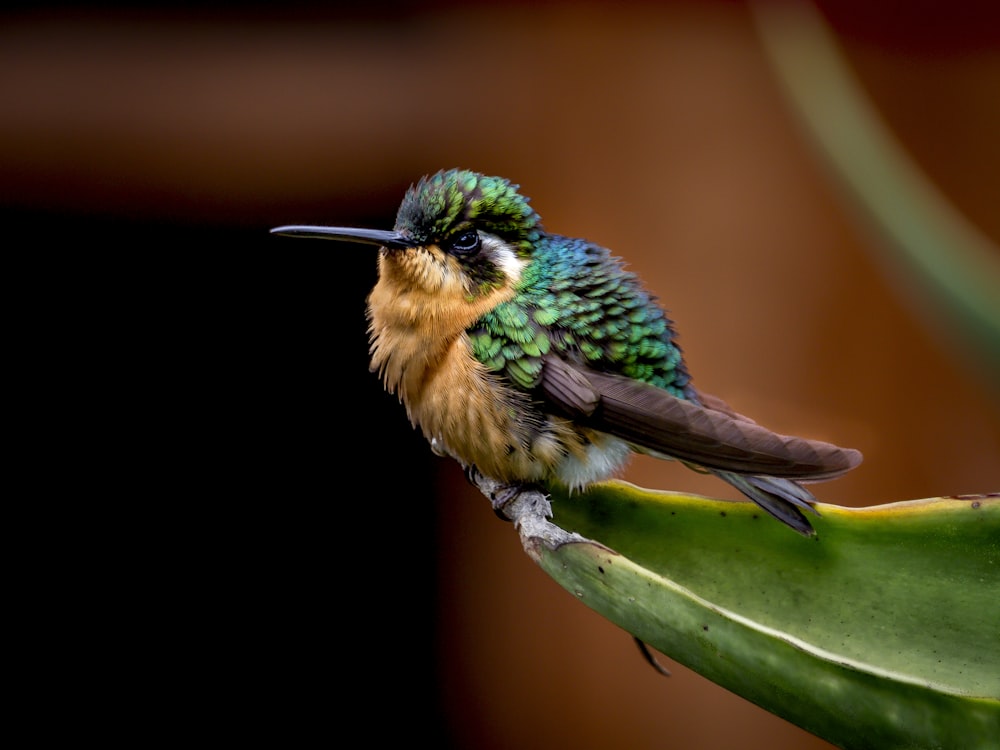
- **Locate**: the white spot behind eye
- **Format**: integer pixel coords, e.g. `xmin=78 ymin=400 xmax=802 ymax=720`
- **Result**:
xmin=481 ymin=235 xmax=527 ymax=285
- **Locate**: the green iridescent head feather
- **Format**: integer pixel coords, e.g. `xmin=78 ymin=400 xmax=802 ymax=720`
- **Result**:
xmin=395 ymin=169 xmax=543 ymax=254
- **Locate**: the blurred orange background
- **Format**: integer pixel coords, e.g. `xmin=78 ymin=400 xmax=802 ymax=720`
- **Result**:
xmin=5 ymin=2 xmax=996 ymax=748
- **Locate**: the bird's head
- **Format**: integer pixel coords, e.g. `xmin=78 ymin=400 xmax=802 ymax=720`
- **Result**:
xmin=271 ymin=168 xmax=543 ymax=299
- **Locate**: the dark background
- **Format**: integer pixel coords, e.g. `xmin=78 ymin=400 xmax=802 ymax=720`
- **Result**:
xmin=5 ymin=2 xmax=997 ymax=748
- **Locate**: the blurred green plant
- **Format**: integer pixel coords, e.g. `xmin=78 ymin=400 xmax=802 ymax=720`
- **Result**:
xmin=751 ymin=1 xmax=1000 ymax=396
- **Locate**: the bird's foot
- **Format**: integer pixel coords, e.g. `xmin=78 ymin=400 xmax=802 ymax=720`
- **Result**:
xmin=462 ymin=467 xmax=585 ymax=558
xmin=462 ymin=466 xmax=551 ymax=523
xmin=489 ymin=482 xmax=534 ymax=521
xmin=491 ymin=481 xmax=554 ymax=527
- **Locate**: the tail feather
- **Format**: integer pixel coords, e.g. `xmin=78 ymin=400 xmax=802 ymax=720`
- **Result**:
xmin=713 ymin=470 xmax=820 ymax=536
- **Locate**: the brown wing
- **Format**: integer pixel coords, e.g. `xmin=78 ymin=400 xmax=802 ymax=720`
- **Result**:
xmin=540 ymin=355 xmax=861 ymax=480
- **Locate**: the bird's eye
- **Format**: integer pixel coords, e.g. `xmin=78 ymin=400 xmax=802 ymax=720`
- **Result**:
xmin=445 ymin=230 xmax=480 ymax=255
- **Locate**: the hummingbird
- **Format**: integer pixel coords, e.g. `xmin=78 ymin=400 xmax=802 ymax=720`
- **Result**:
xmin=271 ymin=168 xmax=861 ymax=535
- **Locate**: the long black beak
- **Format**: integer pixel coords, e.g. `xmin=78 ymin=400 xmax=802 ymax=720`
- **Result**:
xmin=270 ymin=225 xmax=417 ymax=250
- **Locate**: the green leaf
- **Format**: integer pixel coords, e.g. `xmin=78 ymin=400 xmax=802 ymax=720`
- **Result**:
xmin=508 ymin=481 xmax=1000 ymax=750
